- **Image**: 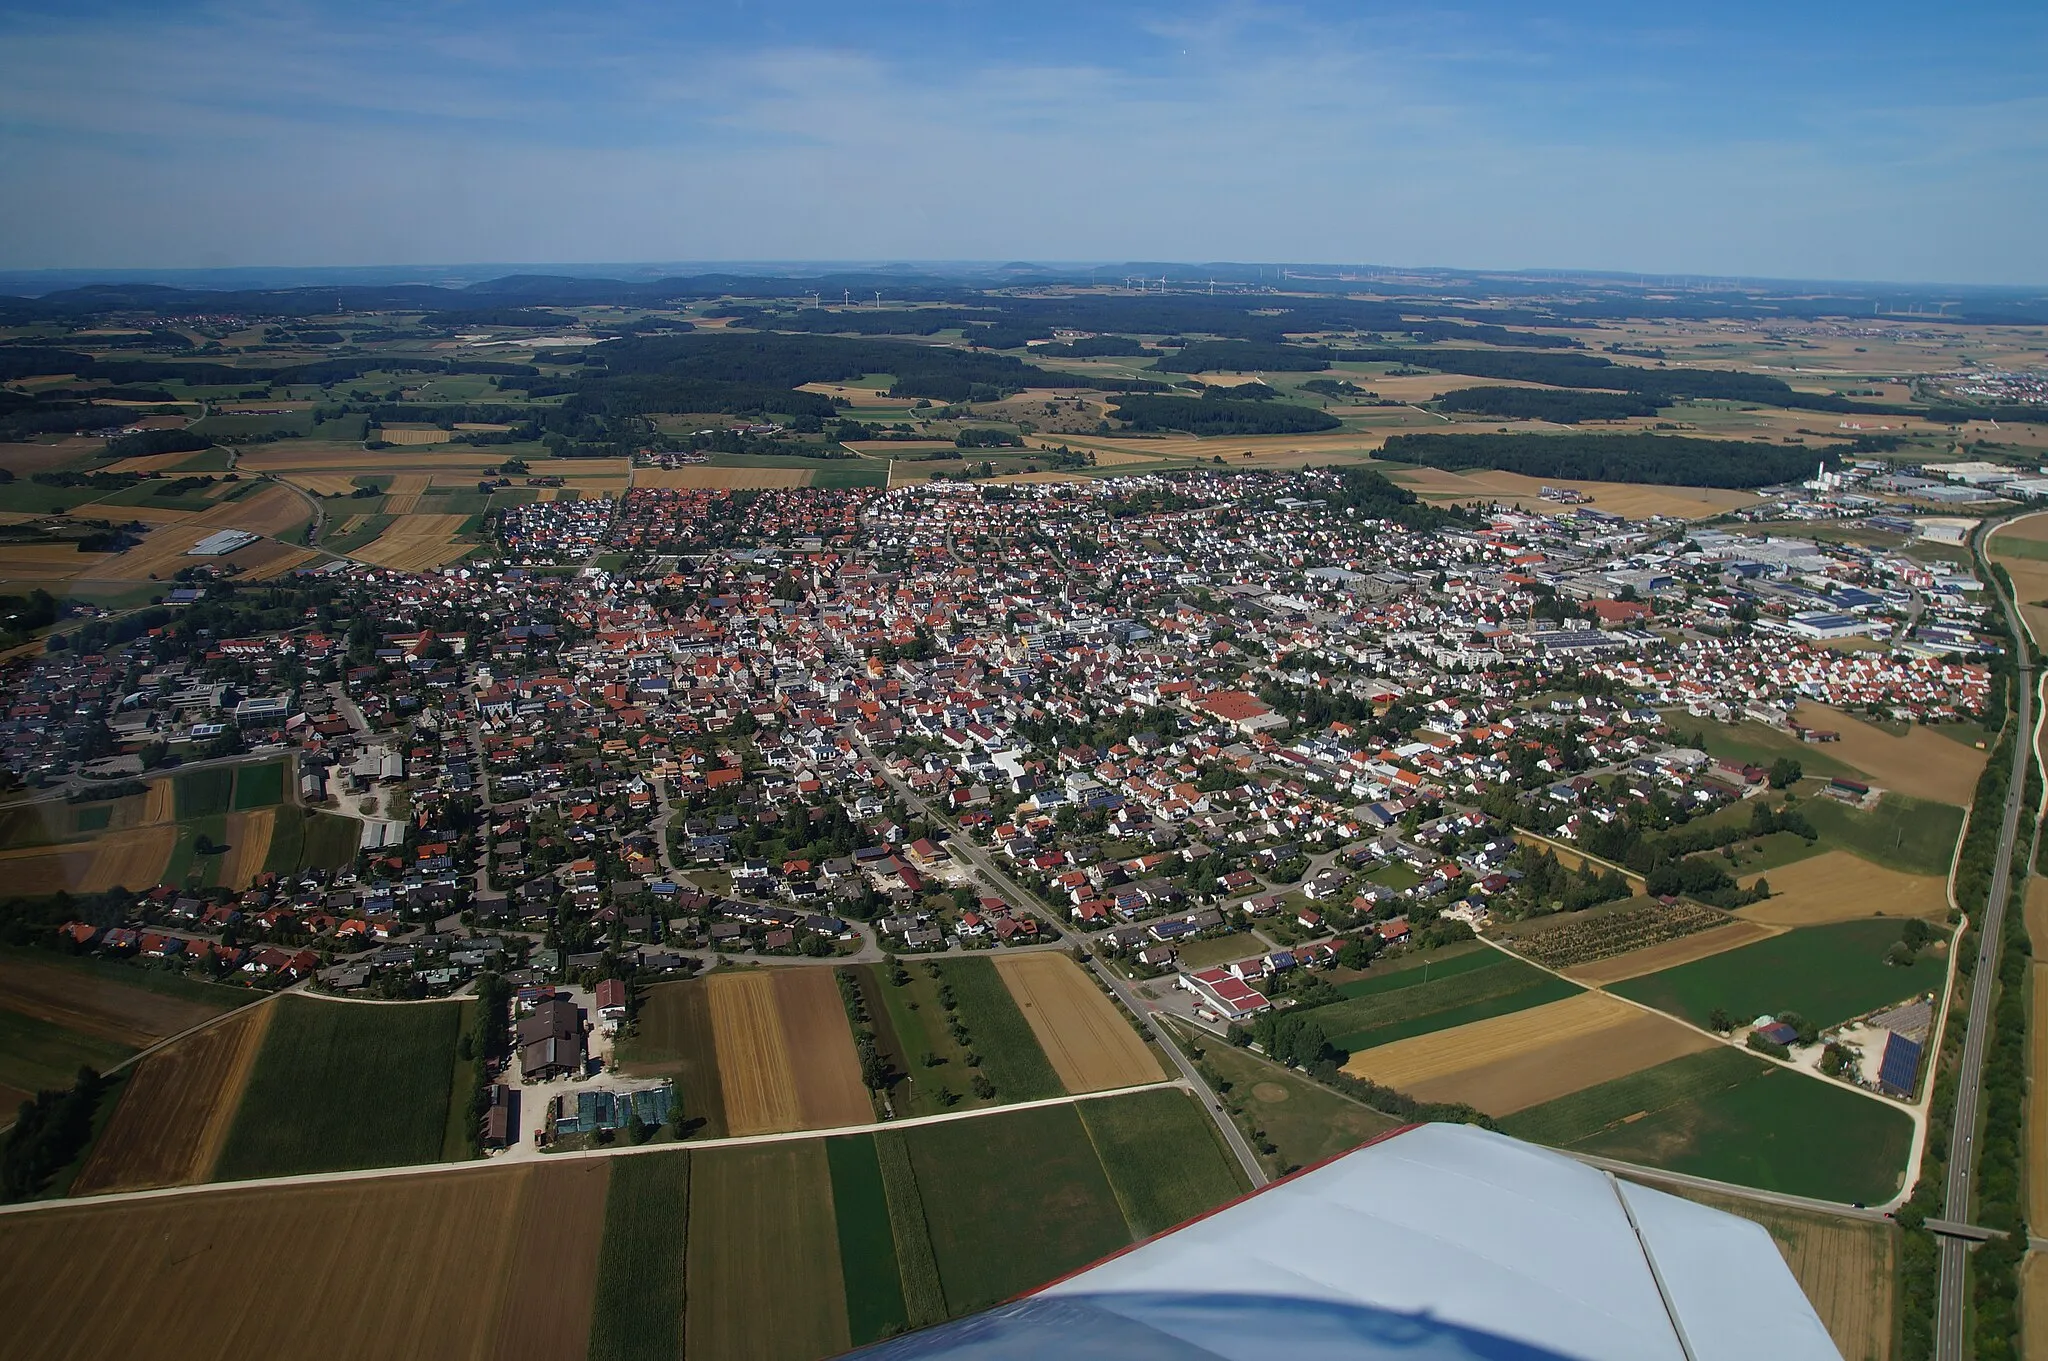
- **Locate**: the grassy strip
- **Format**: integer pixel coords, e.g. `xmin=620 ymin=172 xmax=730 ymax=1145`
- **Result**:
xmin=1333 ymin=945 xmax=1500 ymax=999
xmin=1329 ymin=973 xmax=1582 ymax=1053
xmin=1078 ymin=1088 xmax=1249 ymax=1237
xmin=228 ymin=760 xmax=285 ymax=811
xmin=873 ymin=1128 xmax=947 ymax=1327
xmin=1499 ymin=1046 xmax=1760 ymax=1146
xmin=1306 ymin=954 xmax=1556 ymax=1038
xmin=214 ymin=996 xmax=460 ymax=1179
xmin=827 ymin=1134 xmax=910 ymax=1344
xmin=930 ymin=958 xmax=1064 ymax=1102
xmin=437 ymin=999 xmax=479 ymax=1162
xmin=587 ymin=1150 xmax=692 ymax=1361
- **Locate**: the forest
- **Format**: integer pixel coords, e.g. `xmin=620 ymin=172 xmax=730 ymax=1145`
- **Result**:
xmin=1107 ymin=393 xmax=1342 ymax=435
xmin=1375 ymin=432 xmax=1823 ymax=488
xmin=1434 ymin=386 xmax=1662 ymax=423
xmin=1153 ymin=341 xmax=1333 ymax=373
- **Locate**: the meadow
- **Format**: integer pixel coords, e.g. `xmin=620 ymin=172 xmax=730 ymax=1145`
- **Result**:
xmin=1305 ymin=951 xmax=1583 ymax=1053
xmin=1797 ymin=793 xmax=1964 ymax=877
xmin=933 ymin=956 xmax=1065 ymax=1102
xmin=213 ymin=996 xmax=464 ymax=1179
xmin=1611 ymin=917 xmax=1940 ymax=1031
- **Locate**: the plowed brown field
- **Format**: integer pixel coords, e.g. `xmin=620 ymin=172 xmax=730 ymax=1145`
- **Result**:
xmin=215 ymin=809 xmax=275 ymax=890
xmin=0 ymin=1168 xmax=539 ymax=1361
xmin=1735 ymin=850 xmax=1949 ymax=926
xmin=73 ymin=1002 xmax=272 ymax=1193
xmin=485 ymin=1160 xmax=612 ymax=1361
xmin=995 ymin=953 xmax=1162 ymax=1092
xmin=771 ymin=969 xmax=874 ymax=1129
xmin=1342 ymin=992 xmax=1713 ymax=1115
xmin=1562 ymin=919 xmax=1781 ymax=985
xmin=0 ymin=954 xmax=230 ymax=1048
xmin=704 ymin=971 xmax=801 ymax=1135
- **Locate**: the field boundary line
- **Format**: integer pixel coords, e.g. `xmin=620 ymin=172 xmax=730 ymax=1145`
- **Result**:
xmin=0 ymin=1077 xmax=1184 ymax=1218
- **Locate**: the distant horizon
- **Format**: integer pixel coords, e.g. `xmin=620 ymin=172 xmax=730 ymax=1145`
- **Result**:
xmin=2 ymin=259 xmax=2044 ymax=300
xmin=1 ymin=3 xmax=2042 ymax=285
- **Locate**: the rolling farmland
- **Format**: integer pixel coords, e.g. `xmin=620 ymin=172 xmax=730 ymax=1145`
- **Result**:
xmin=1612 ymin=917 xmax=1941 ymax=1031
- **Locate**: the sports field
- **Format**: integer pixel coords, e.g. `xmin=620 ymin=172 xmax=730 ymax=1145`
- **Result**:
xmin=213 ymin=995 xmax=464 ymax=1179
xmin=1789 ymin=703 xmax=1984 ymax=806
xmin=1736 ymin=850 xmax=1950 ymax=926
xmin=1501 ymin=1047 xmax=1913 ymax=1204
xmin=993 ymin=952 xmax=1161 ymax=1093
xmin=1611 ymin=917 xmax=1941 ymax=1031
xmin=72 ymin=1002 xmax=273 ymax=1193
xmin=1341 ymin=992 xmax=1717 ymax=1115
xmin=1305 ymin=949 xmax=1583 ymax=1053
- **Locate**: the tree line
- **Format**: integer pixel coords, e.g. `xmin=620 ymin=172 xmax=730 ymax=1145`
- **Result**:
xmin=1376 ymin=432 xmax=1824 ymax=489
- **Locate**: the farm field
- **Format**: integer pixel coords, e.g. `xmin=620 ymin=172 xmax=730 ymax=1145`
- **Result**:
xmin=1789 ymin=703 xmax=1985 ymax=806
xmin=901 ymin=1100 xmax=1132 ymax=1314
xmin=858 ymin=960 xmax=1010 ymax=1117
xmin=0 ymin=1008 xmax=132 ymax=1116
xmin=1178 ymin=1019 xmax=1402 ymax=1177
xmin=0 ymin=1165 xmax=562 ymax=1361
xmin=0 ymin=822 xmax=177 ymax=894
xmin=1077 ymin=1087 xmax=1250 ymax=1236
xmin=1796 ymin=793 xmax=1965 ymax=877
xmin=1508 ymin=896 xmax=1742 ymax=972
xmin=0 ymin=948 xmax=235 ymax=1049
xmin=826 ymin=1134 xmax=911 ymax=1346
xmin=352 ymin=513 xmax=472 ymax=570
xmin=214 ymin=808 xmax=275 ymax=889
xmin=1669 ymin=1188 xmax=1896 ymax=1361
xmin=1611 ymin=917 xmax=1941 ymax=1031
xmin=633 ymin=465 xmax=814 ymax=488
xmin=1501 ymin=1046 xmax=1913 ymax=1204
xmin=1737 ymin=850 xmax=1950 ymax=926
xmin=993 ymin=952 xmax=1162 ymax=1093
xmin=1304 ymin=949 xmax=1583 ymax=1053
xmin=588 ymin=1152 xmax=688 ymax=1361
xmin=687 ymin=1143 xmax=851 ymax=1361
xmin=932 ymin=957 xmax=1064 ymax=1102
xmin=213 ymin=995 xmax=463 ymax=1179
xmin=1692 ymin=720 xmax=1864 ymax=783
xmin=490 ymin=1160 xmax=613 ymax=1361
xmin=622 ymin=969 xmax=869 ymax=1137
xmin=72 ymin=1002 xmax=273 ymax=1193
xmin=1562 ymin=919 xmax=1782 ymax=985
xmin=1385 ymin=464 xmax=1756 ymax=519
xmin=1342 ymin=991 xmax=1717 ymax=1115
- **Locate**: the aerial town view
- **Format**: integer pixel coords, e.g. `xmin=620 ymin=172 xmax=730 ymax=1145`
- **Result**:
xmin=0 ymin=4 xmax=2042 ymax=1361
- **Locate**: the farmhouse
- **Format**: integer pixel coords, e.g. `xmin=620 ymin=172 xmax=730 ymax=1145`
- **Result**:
xmin=517 ymin=995 xmax=585 ymax=1079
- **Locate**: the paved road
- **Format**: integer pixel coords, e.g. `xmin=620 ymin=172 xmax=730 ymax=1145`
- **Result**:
xmin=1935 ymin=520 xmax=2039 ymax=1361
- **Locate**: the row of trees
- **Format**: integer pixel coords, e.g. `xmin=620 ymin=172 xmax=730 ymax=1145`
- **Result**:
xmin=1376 ymin=432 xmax=1824 ymax=489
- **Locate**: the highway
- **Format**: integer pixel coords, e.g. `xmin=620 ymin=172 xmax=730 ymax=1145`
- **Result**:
xmin=852 ymin=734 xmax=1269 ymax=1188
xmin=1934 ymin=522 xmax=2038 ymax=1361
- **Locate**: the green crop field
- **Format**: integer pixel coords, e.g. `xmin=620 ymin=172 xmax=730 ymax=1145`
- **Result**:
xmin=1333 ymin=941 xmax=1496 ymax=999
xmin=1611 ymin=918 xmax=1938 ymax=1030
xmin=932 ymin=958 xmax=1063 ymax=1102
xmin=867 ymin=963 xmax=1000 ymax=1117
xmin=1506 ymin=1048 xmax=1912 ymax=1204
xmin=0 ymin=1008 xmax=133 ymax=1100
xmin=903 ymin=1102 xmax=1130 ymax=1313
xmin=213 ymin=996 xmax=463 ymax=1179
xmin=874 ymin=1129 xmax=947 ymax=1328
xmin=297 ymin=810 xmax=362 ymax=869
xmin=0 ymin=946 xmax=250 ymax=1014
xmin=1306 ymin=953 xmax=1582 ymax=1053
xmin=588 ymin=1150 xmax=691 ymax=1361
xmin=687 ymin=1142 xmax=849 ymax=1361
xmin=1799 ymin=793 xmax=1964 ymax=876
xmin=811 ymin=464 xmax=889 ymax=488
xmin=1687 ymin=720 xmax=1862 ymax=781
xmin=229 ymin=760 xmax=286 ymax=811
xmin=827 ymin=1135 xmax=910 ymax=1346
xmin=322 ymin=514 xmax=392 ymax=554
xmin=1179 ymin=1021 xmax=1401 ymax=1178
xmin=1079 ymin=1087 xmax=1250 ymax=1236
xmin=171 ymin=766 xmax=233 ymax=819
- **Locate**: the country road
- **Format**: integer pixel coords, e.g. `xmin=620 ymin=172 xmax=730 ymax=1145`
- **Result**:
xmin=1934 ymin=518 xmax=2039 ymax=1360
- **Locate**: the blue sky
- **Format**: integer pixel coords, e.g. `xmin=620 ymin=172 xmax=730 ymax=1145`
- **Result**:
xmin=0 ymin=1 xmax=2042 ymax=283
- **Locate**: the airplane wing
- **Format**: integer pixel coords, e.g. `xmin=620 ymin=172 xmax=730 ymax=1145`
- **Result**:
xmin=846 ymin=1122 xmax=1842 ymax=1361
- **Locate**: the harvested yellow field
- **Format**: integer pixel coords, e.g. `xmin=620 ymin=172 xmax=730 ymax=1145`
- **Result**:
xmin=1342 ymin=992 xmax=1711 ymax=1114
xmin=1990 ymin=541 xmax=2048 ymax=655
xmin=354 ymin=514 xmax=472 ymax=571
xmin=237 ymin=445 xmax=505 ymax=473
xmin=2028 ymin=1254 xmax=2048 ymax=1361
xmin=142 ymin=778 xmax=173 ymax=822
xmin=1563 ymin=919 xmax=1781 ymax=985
xmin=282 ymin=473 xmax=360 ymax=496
xmin=1735 ymin=851 xmax=1949 ymax=926
xmin=383 ymin=473 xmax=431 ymax=514
xmin=234 ymin=541 xmax=321 ymax=580
xmin=375 ymin=425 xmax=452 ymax=446
xmin=633 ymin=466 xmax=813 ymax=489
xmin=0 ymin=545 xmax=100 ymax=584
xmin=216 ymin=809 xmax=275 ymax=890
xmin=994 ymin=952 xmax=1162 ymax=1092
xmin=1387 ymin=464 xmax=1754 ymax=519
xmin=704 ymin=970 xmax=801 ymax=1136
xmin=0 ymin=822 xmax=176 ymax=894
xmin=104 ymin=451 xmax=205 ymax=475
xmin=1788 ymin=703 xmax=1984 ymax=806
